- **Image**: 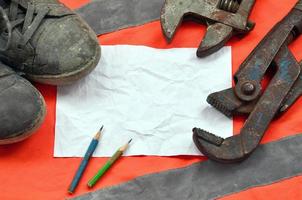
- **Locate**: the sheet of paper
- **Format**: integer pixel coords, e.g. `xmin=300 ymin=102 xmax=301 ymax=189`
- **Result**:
xmin=54 ymin=45 xmax=232 ymax=157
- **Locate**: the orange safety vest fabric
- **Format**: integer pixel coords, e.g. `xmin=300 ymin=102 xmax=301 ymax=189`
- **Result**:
xmin=0 ymin=0 xmax=301 ymax=199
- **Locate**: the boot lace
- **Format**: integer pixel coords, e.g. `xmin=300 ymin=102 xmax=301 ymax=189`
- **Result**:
xmin=7 ymin=0 xmax=49 ymax=48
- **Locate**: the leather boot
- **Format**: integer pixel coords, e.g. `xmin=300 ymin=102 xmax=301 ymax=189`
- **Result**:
xmin=0 ymin=0 xmax=101 ymax=85
xmin=0 ymin=61 xmax=46 ymax=144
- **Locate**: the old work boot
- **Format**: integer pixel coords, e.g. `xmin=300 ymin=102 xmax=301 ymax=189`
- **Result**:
xmin=0 ymin=0 xmax=100 ymax=85
xmin=0 ymin=62 xmax=46 ymax=144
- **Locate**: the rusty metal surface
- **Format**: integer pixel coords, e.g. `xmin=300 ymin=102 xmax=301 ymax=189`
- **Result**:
xmin=193 ymin=1 xmax=302 ymax=163
xmin=280 ymin=63 xmax=302 ymax=112
xmin=160 ymin=0 xmax=255 ymax=57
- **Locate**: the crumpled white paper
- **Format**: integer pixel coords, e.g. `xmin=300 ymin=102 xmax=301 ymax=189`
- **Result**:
xmin=54 ymin=45 xmax=232 ymax=157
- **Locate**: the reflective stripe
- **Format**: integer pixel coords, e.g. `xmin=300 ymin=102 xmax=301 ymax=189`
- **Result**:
xmin=72 ymin=134 xmax=302 ymax=200
xmin=76 ymin=0 xmax=164 ymax=35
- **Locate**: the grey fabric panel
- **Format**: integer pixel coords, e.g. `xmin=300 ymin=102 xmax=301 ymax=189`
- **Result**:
xmin=75 ymin=0 xmax=165 ymax=35
xmin=72 ymin=135 xmax=302 ymax=200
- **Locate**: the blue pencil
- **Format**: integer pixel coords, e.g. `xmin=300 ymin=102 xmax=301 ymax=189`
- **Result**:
xmin=68 ymin=126 xmax=103 ymax=194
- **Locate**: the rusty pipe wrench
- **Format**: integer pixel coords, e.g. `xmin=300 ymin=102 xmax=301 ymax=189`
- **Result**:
xmin=192 ymin=1 xmax=302 ymax=163
xmin=160 ymin=0 xmax=255 ymax=58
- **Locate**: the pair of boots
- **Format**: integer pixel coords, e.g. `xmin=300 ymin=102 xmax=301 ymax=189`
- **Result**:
xmin=0 ymin=0 xmax=100 ymax=144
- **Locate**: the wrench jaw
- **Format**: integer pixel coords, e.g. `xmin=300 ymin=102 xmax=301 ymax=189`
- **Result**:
xmin=160 ymin=0 xmax=185 ymax=43
xmin=208 ymin=63 xmax=302 ymax=117
xmin=160 ymin=0 xmax=256 ymax=57
xmin=207 ymin=88 xmax=239 ymax=118
xmin=160 ymin=12 xmax=238 ymax=58
xmin=207 ymin=87 xmax=256 ymax=117
xmin=197 ymin=23 xmax=234 ymax=58
xmin=160 ymin=15 xmax=182 ymax=43
xmin=193 ymin=128 xmax=248 ymax=163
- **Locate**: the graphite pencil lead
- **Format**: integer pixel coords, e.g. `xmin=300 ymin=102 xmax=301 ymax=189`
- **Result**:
xmin=94 ymin=126 xmax=104 ymax=140
xmin=99 ymin=125 xmax=104 ymax=132
xmin=120 ymin=139 xmax=132 ymax=152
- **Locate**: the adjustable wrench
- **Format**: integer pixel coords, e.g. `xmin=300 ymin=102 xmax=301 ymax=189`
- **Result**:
xmin=160 ymin=0 xmax=255 ymax=57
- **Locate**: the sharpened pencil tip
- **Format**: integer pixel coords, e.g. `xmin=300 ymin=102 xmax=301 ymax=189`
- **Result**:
xmin=94 ymin=132 xmax=101 ymax=140
xmin=119 ymin=139 xmax=133 ymax=151
xmin=94 ymin=126 xmax=104 ymax=140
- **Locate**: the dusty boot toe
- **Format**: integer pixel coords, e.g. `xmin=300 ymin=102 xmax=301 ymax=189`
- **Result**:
xmin=0 ymin=63 xmax=46 ymax=144
xmin=28 ymin=15 xmax=101 ymax=85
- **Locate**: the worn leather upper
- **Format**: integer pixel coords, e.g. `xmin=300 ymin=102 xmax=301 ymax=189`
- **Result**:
xmin=0 ymin=62 xmax=45 ymax=140
xmin=0 ymin=0 xmax=100 ymax=77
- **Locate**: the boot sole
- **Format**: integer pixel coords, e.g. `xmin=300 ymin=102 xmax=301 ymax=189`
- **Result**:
xmin=0 ymin=91 xmax=47 ymax=145
xmin=25 ymin=45 xmax=101 ymax=86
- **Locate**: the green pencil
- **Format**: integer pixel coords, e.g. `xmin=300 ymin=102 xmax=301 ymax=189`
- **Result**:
xmin=87 ymin=139 xmax=132 ymax=188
